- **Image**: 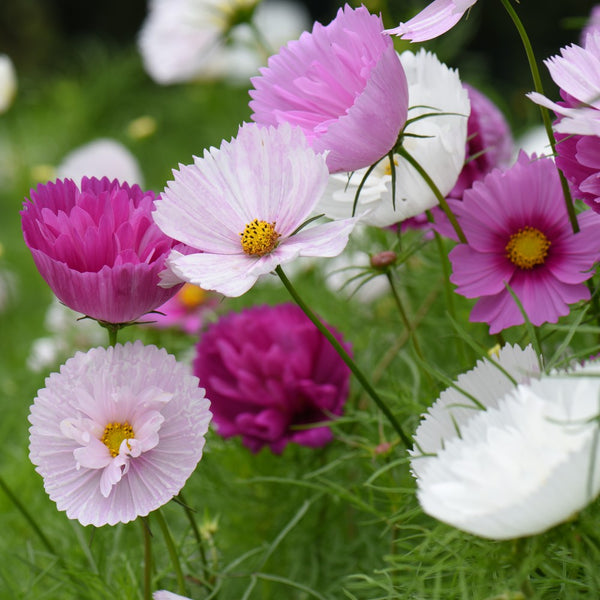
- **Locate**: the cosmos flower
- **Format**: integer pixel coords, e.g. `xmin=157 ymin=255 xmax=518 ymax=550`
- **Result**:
xmin=416 ymin=359 xmax=600 ymax=540
xmin=29 ymin=341 xmax=212 ymax=527
xmin=153 ymin=592 xmax=191 ymax=600
xmin=581 ymin=5 xmax=600 ymax=46
xmin=528 ymin=33 xmax=600 ymax=136
xmin=149 ymin=283 xmax=217 ymax=335
xmin=57 ymin=139 xmax=144 ymax=187
xmin=138 ymin=0 xmax=259 ymax=84
xmin=153 ymin=122 xmax=356 ymax=297
xmin=319 ymin=49 xmax=469 ymax=227
xmin=0 ymin=54 xmax=16 ymax=113
xmin=249 ymin=4 xmax=409 ymax=173
xmin=410 ymin=343 xmax=539 ymax=478
xmin=449 ymin=153 xmax=600 ymax=334
xmin=386 ymin=0 xmax=478 ymax=42
xmin=21 ymin=177 xmax=181 ymax=325
xmin=193 ymin=303 xmax=351 ymax=453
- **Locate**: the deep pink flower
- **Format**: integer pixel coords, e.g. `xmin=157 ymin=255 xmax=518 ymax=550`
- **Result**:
xmin=29 ymin=341 xmax=211 ymax=526
xmin=21 ymin=177 xmax=181 ymax=325
xmin=449 ymin=153 xmax=600 ymax=334
xmin=193 ymin=303 xmax=351 ymax=454
xmin=150 ymin=283 xmax=217 ymax=335
xmin=386 ymin=0 xmax=477 ymax=42
xmin=248 ymin=5 xmax=408 ymax=173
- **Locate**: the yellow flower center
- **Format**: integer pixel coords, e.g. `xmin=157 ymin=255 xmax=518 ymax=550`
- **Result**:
xmin=384 ymin=156 xmax=399 ymax=176
xmin=102 ymin=422 xmax=134 ymax=457
xmin=240 ymin=219 xmax=280 ymax=257
xmin=505 ymin=226 xmax=551 ymax=270
xmin=178 ymin=283 xmax=207 ymax=309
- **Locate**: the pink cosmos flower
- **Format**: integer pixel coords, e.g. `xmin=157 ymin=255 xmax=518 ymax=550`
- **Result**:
xmin=153 ymin=122 xmax=357 ymax=297
xmin=449 ymin=153 xmax=600 ymax=334
xmin=193 ymin=303 xmax=351 ymax=453
xmin=528 ymin=33 xmax=600 ymax=136
xmin=386 ymin=0 xmax=477 ymax=42
xmin=526 ymin=35 xmax=600 ymax=211
xmin=581 ymin=5 xmax=600 ymax=45
xmin=150 ymin=283 xmax=217 ymax=335
xmin=248 ymin=5 xmax=409 ymax=173
xmin=21 ymin=177 xmax=181 ymax=325
xmin=29 ymin=341 xmax=211 ymax=527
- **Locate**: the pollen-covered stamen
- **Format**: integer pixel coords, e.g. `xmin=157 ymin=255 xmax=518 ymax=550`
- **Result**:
xmin=505 ymin=226 xmax=551 ymax=270
xmin=240 ymin=219 xmax=281 ymax=256
xmin=102 ymin=422 xmax=134 ymax=457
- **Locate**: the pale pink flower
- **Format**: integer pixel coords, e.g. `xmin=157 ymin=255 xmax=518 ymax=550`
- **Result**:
xmin=153 ymin=123 xmax=356 ymax=297
xmin=386 ymin=0 xmax=478 ymax=42
xmin=249 ymin=4 xmax=408 ymax=173
xmin=29 ymin=341 xmax=211 ymax=527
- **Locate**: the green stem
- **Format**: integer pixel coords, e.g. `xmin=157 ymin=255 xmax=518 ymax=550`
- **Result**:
xmin=155 ymin=508 xmax=187 ymax=596
xmin=275 ymin=266 xmax=412 ymax=448
xmin=141 ymin=517 xmax=152 ymax=600
xmin=499 ymin=0 xmax=579 ymax=233
xmin=177 ymin=492 xmax=210 ymax=584
xmin=0 ymin=475 xmax=56 ymax=556
xmin=396 ymin=146 xmax=467 ymax=244
xmin=385 ymin=271 xmax=425 ymax=362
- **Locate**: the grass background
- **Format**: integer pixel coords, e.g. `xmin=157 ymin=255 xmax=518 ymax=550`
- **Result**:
xmin=1 ymin=1 xmax=600 ymax=598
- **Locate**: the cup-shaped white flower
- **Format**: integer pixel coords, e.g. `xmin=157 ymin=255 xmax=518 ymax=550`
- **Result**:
xmin=0 ymin=54 xmax=16 ymax=113
xmin=29 ymin=341 xmax=211 ymax=527
xmin=416 ymin=361 xmax=600 ymax=540
xmin=411 ymin=343 xmax=539 ymax=478
xmin=153 ymin=122 xmax=357 ymax=297
xmin=318 ymin=50 xmax=469 ymax=227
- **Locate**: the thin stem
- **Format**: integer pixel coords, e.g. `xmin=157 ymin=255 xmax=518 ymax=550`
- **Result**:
xmin=275 ymin=266 xmax=412 ymax=448
xmin=499 ymin=0 xmax=579 ymax=233
xmin=385 ymin=271 xmax=425 ymax=362
xmin=0 ymin=474 xmax=56 ymax=556
xmin=141 ymin=517 xmax=152 ymax=600
xmin=396 ymin=146 xmax=467 ymax=244
xmin=155 ymin=508 xmax=187 ymax=596
xmin=177 ymin=492 xmax=210 ymax=584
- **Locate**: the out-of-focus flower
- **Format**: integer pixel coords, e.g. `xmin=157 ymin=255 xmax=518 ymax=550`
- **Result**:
xmin=416 ymin=359 xmax=600 ymax=540
xmin=29 ymin=341 xmax=212 ymax=527
xmin=127 ymin=116 xmax=157 ymax=140
xmin=528 ymin=33 xmax=600 ymax=136
xmin=150 ymin=283 xmax=218 ymax=334
xmin=0 ymin=54 xmax=17 ymax=113
xmin=320 ymin=49 xmax=468 ymax=227
xmin=249 ymin=4 xmax=409 ymax=174
xmin=449 ymin=153 xmax=600 ymax=334
xmin=153 ymin=592 xmax=191 ymax=600
xmin=27 ymin=300 xmax=106 ymax=373
xmin=447 ymin=84 xmax=513 ymax=200
xmin=139 ymin=0 xmax=309 ymax=84
xmin=386 ymin=0 xmax=478 ymax=42
xmin=581 ymin=5 xmax=600 ymax=44
xmin=139 ymin=0 xmax=258 ymax=84
xmin=56 ymin=139 xmax=144 ymax=187
xmin=153 ymin=123 xmax=356 ymax=297
xmin=21 ymin=177 xmax=181 ymax=325
xmin=516 ymin=125 xmax=553 ymax=159
xmin=410 ymin=343 xmax=539 ymax=478
xmin=194 ymin=303 xmax=351 ymax=453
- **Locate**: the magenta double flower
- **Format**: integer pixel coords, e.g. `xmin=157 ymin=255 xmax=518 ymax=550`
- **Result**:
xmin=21 ymin=177 xmax=181 ymax=325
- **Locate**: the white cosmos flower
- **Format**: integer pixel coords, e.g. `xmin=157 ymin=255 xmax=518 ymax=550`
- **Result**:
xmin=0 ymin=54 xmax=17 ymax=113
xmin=138 ymin=0 xmax=308 ymax=84
xmin=411 ymin=343 xmax=539 ymax=478
xmin=57 ymin=139 xmax=144 ymax=186
xmin=318 ymin=49 xmax=469 ymax=228
xmin=416 ymin=359 xmax=600 ymax=540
